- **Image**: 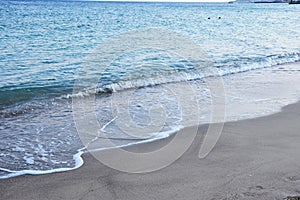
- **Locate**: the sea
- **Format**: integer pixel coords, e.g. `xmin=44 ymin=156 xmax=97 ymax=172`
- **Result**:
xmin=1 ymin=0 xmax=300 ymax=178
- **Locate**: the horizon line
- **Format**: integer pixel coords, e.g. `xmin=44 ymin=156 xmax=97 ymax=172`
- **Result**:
xmin=81 ymin=0 xmax=233 ymax=3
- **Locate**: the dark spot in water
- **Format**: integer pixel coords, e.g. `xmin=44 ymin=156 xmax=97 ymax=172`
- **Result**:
xmin=287 ymin=196 xmax=300 ymax=200
xmin=41 ymin=61 xmax=59 ymax=64
xmin=103 ymin=88 xmax=113 ymax=94
xmin=256 ymin=185 xmax=263 ymax=190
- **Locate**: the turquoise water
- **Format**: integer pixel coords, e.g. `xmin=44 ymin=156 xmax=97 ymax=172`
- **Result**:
xmin=1 ymin=1 xmax=300 ymax=178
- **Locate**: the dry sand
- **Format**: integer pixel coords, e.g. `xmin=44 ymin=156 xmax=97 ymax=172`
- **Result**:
xmin=1 ymin=101 xmax=300 ymax=200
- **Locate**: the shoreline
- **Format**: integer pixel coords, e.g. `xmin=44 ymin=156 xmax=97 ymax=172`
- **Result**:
xmin=1 ymin=100 xmax=300 ymax=199
xmin=1 ymin=61 xmax=300 ymax=179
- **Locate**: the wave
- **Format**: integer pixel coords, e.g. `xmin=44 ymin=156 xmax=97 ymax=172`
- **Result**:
xmin=1 ymin=52 xmax=299 ymax=108
xmin=0 ymin=85 xmax=73 ymax=111
xmin=216 ymin=52 xmax=300 ymax=76
xmin=66 ymin=52 xmax=300 ymax=99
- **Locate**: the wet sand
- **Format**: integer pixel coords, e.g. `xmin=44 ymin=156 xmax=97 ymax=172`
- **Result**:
xmin=1 ymin=101 xmax=300 ymax=200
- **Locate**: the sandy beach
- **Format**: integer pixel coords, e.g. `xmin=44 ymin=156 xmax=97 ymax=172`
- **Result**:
xmin=1 ymin=99 xmax=300 ymax=200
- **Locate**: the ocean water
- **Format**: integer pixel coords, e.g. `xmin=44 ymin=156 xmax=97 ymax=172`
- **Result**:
xmin=1 ymin=0 xmax=300 ymax=178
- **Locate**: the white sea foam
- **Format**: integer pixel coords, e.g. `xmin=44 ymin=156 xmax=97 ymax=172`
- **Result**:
xmin=88 ymin=125 xmax=183 ymax=152
xmin=0 ymin=125 xmax=183 ymax=179
xmin=0 ymin=148 xmax=86 ymax=179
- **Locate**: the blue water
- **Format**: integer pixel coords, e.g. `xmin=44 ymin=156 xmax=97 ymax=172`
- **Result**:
xmin=1 ymin=1 xmax=300 ymax=178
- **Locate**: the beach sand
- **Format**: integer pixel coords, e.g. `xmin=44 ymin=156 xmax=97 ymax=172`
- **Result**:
xmin=1 ymin=100 xmax=300 ymax=200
